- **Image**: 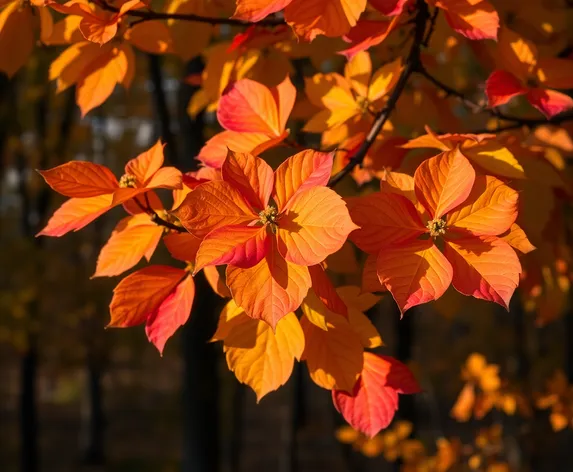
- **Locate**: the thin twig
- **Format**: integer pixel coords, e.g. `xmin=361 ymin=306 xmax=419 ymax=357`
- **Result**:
xmin=94 ymin=0 xmax=285 ymax=27
xmin=327 ymin=0 xmax=430 ymax=187
xmin=416 ymin=65 xmax=573 ymax=132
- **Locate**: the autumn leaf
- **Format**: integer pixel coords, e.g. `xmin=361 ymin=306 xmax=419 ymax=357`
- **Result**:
xmin=94 ymin=214 xmax=164 ymax=277
xmin=108 ymin=266 xmax=194 ymax=353
xmin=38 ymin=161 xmax=119 ymax=198
xmin=38 ymin=142 xmax=182 ymax=238
xmin=227 ymin=240 xmax=311 ymax=329
xmin=145 ymin=274 xmax=195 ymax=354
xmin=333 ymin=353 xmax=420 ymax=437
xmin=214 ymin=300 xmax=304 ymax=400
xmin=301 ymin=312 xmax=363 ymax=392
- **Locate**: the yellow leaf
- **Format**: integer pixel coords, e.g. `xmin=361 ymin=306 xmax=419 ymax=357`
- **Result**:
xmin=224 ymin=311 xmax=305 ymax=401
xmin=300 ymin=312 xmax=363 ymax=392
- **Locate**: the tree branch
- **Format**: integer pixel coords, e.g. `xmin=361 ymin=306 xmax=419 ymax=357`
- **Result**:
xmin=94 ymin=0 xmax=285 ymax=26
xmin=328 ymin=0 xmax=430 ymax=187
xmin=416 ymin=65 xmax=573 ymax=132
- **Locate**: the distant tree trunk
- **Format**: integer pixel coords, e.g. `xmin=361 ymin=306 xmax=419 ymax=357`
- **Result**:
xmin=19 ymin=338 xmax=39 ymax=472
xmin=148 ymin=54 xmax=220 ymax=472
xmin=81 ymin=355 xmax=106 ymax=465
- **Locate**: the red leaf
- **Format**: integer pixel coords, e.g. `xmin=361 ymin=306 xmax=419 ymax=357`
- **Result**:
xmin=332 ymin=353 xmax=420 ymax=438
xmin=145 ymin=275 xmax=195 ymax=354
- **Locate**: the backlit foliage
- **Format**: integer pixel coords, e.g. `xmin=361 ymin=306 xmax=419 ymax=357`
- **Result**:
xmin=3 ymin=0 xmax=573 ymax=439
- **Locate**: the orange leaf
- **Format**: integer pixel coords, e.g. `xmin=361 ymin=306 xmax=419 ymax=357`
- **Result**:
xmin=174 ymin=180 xmax=257 ymax=238
xmin=163 ymin=232 xmax=202 ymax=263
xmin=217 ymin=78 xmax=289 ymax=136
xmin=233 ymin=0 xmax=293 ymax=22
xmin=301 ymin=312 xmax=363 ymax=392
xmin=333 ymin=353 xmax=420 ymax=437
xmin=211 ymin=299 xmax=249 ymax=342
xmin=145 ymin=274 xmax=195 ymax=354
xmin=109 ymin=265 xmax=186 ymax=327
xmin=195 ymin=225 xmax=270 ymax=272
xmin=414 ymin=148 xmax=476 ymax=219
xmin=37 ymin=194 xmax=114 ymax=237
xmin=337 ymin=286 xmax=382 ymax=348
xmin=340 ymin=17 xmax=400 ymax=59
xmin=285 ymin=0 xmax=367 ymax=40
xmin=204 ymin=266 xmax=232 ymax=298
xmin=377 ymin=239 xmax=453 ymax=314
xmin=444 ymin=236 xmax=521 ymax=309
xmin=226 ymin=241 xmax=311 ymax=329
xmin=436 ymin=0 xmax=499 ymax=41
xmin=49 ymin=41 xmax=107 ymax=92
xmin=447 ymin=175 xmax=518 ymax=236
xmin=308 ymin=264 xmax=348 ymax=316
xmin=222 ymin=307 xmax=304 ymax=401
xmin=500 ymin=223 xmax=536 ymax=254
xmin=277 ymin=186 xmax=359 ymax=266
xmin=38 ymin=161 xmax=118 ymax=197
xmin=301 ymin=289 xmax=330 ymax=330
xmin=347 ymin=192 xmax=425 ymax=254
xmin=93 ymin=214 xmax=163 ymax=277
xmin=272 ymin=149 xmax=334 ymax=212
xmin=76 ymin=43 xmax=134 ymax=117
xmin=125 ymin=140 xmax=165 ymax=184
xmin=222 ymin=150 xmax=273 ymax=210
xmin=0 ymin=2 xmax=34 ymax=78
xmin=362 ymin=254 xmax=385 ymax=293
xmin=125 ymin=20 xmax=173 ymax=54
xmin=198 ymin=131 xmax=273 ymax=169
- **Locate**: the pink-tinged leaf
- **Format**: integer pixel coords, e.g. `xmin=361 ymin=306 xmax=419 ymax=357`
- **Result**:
xmin=444 ymin=236 xmax=521 ymax=309
xmin=233 ymin=0 xmax=293 ymax=22
xmin=195 ymin=225 xmax=270 ymax=272
xmin=369 ymin=0 xmax=409 ymax=16
xmin=309 ymin=264 xmax=348 ymax=316
xmin=526 ymin=88 xmax=573 ymax=119
xmin=414 ymin=148 xmax=476 ymax=219
xmin=485 ymin=70 xmax=528 ymax=108
xmin=37 ymin=194 xmax=114 ymax=237
xmin=163 ymin=232 xmax=202 ymax=263
xmin=174 ymin=180 xmax=258 ymax=238
xmin=276 ymin=186 xmax=359 ymax=266
xmin=377 ymin=239 xmax=453 ymax=314
xmin=339 ymin=17 xmax=400 ymax=59
xmin=145 ymin=275 xmax=195 ymax=354
xmin=332 ymin=353 xmax=421 ymax=438
xmin=197 ymin=131 xmax=271 ymax=169
xmin=347 ymin=192 xmax=425 ymax=254
xmin=226 ymin=241 xmax=311 ymax=329
xmin=222 ymin=151 xmax=273 ymax=210
xmin=440 ymin=0 xmax=499 ymax=40
xmin=109 ymin=266 xmax=186 ymax=327
xmin=273 ymin=149 xmax=334 ymax=212
xmin=217 ymin=79 xmax=281 ymax=136
xmin=447 ymin=175 xmax=518 ymax=236
xmin=38 ymin=161 xmax=118 ymax=197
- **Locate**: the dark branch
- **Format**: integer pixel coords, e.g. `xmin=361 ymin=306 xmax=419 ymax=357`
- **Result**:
xmin=417 ymin=66 xmax=573 ymax=132
xmin=328 ymin=0 xmax=430 ymax=187
xmin=94 ymin=0 xmax=285 ymax=26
